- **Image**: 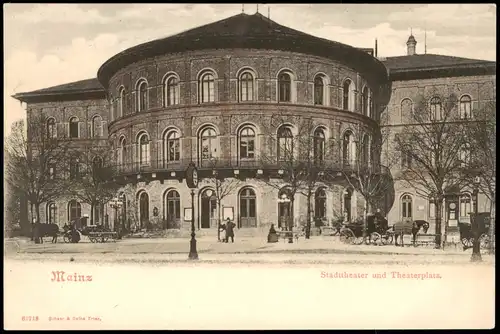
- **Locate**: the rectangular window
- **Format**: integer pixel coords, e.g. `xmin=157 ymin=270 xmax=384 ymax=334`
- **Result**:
xmin=429 ymin=202 xmax=436 ymax=218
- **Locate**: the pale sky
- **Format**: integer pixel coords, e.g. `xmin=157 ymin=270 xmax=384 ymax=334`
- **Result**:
xmin=3 ymin=4 xmax=496 ymax=135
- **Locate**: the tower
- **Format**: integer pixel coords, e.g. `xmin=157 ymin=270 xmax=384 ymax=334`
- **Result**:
xmin=406 ymin=33 xmax=417 ymax=56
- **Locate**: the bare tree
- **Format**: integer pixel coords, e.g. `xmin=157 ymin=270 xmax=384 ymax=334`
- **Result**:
xmin=5 ymin=115 xmax=72 ymax=226
xmin=258 ymin=113 xmax=331 ymax=241
xmin=341 ymin=115 xmax=397 ymax=239
xmin=464 ymin=100 xmax=496 ymax=257
xmin=67 ymin=146 xmax=121 ymax=226
xmin=394 ymin=91 xmax=468 ymax=249
xmin=202 ymin=159 xmax=241 ymax=241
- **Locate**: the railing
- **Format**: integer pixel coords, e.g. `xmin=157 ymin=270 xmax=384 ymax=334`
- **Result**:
xmin=111 ymin=157 xmax=392 ymax=178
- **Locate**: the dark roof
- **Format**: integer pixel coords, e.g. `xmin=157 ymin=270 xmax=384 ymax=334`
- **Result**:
xmin=382 ymin=54 xmax=495 ymax=72
xmin=406 ymin=35 xmax=416 ymax=44
xmin=12 ymin=78 xmax=105 ymax=103
xmin=97 ymin=12 xmax=389 ymax=91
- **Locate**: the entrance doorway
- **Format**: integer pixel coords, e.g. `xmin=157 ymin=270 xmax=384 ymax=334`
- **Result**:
xmin=139 ymin=191 xmax=149 ymax=229
xmin=200 ymin=188 xmax=217 ymax=228
xmin=278 ymin=188 xmax=293 ymax=230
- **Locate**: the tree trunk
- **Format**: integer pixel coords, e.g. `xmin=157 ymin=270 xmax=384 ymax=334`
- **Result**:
xmin=289 ymin=197 xmax=294 ymax=243
xmin=35 ymin=202 xmax=41 ymax=224
xmin=434 ymin=197 xmax=443 ymax=249
xmin=489 ymin=199 xmax=495 ymax=255
xmin=362 ymin=199 xmax=368 ymax=239
xmin=471 ymin=213 xmax=482 ymax=262
xmin=217 ymin=200 xmax=221 ymax=242
xmin=90 ymin=204 xmax=94 ymax=226
xmin=305 ymin=192 xmax=312 ymax=239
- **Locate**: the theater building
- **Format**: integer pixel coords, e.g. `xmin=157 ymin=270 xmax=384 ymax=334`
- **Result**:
xmin=13 ymin=12 xmax=495 ymax=236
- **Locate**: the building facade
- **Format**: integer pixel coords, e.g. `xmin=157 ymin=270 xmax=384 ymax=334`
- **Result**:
xmin=13 ymin=13 xmax=495 ymax=237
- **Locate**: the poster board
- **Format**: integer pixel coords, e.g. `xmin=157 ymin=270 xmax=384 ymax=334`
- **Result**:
xmin=223 ymin=207 xmax=234 ymax=221
xmin=184 ymin=208 xmax=192 ymax=222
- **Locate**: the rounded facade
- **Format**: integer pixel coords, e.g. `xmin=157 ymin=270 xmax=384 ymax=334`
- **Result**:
xmin=98 ymin=13 xmax=391 ymax=232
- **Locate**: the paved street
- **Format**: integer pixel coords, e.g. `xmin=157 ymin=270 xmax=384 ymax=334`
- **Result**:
xmin=4 ymin=235 xmax=495 ymax=265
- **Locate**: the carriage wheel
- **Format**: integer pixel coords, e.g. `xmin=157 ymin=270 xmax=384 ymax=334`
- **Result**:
xmin=480 ymin=234 xmax=490 ymax=249
xmin=461 ymin=238 xmax=473 ymax=248
xmin=381 ymin=234 xmax=393 ymax=246
xmin=340 ymin=229 xmax=355 ymax=244
xmin=90 ymin=237 xmax=96 ymax=243
xmin=353 ymin=235 xmax=365 ymax=245
xmin=103 ymin=236 xmax=109 ymax=243
xmin=63 ymin=235 xmax=71 ymax=243
xmin=370 ymin=232 xmax=381 ymax=246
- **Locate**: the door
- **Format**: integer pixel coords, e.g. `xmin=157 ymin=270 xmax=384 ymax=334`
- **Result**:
xmin=139 ymin=192 xmax=149 ymax=229
xmin=166 ymin=190 xmax=181 ymax=229
xmin=201 ymin=189 xmax=217 ymax=228
xmin=278 ymin=202 xmax=292 ymax=230
xmin=240 ymin=188 xmax=257 ymax=228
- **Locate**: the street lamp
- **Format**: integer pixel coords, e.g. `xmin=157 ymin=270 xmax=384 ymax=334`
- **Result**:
xmin=278 ymin=193 xmax=293 ymax=243
xmin=470 ymin=176 xmax=481 ymax=261
xmin=110 ymin=197 xmax=123 ymax=238
xmin=186 ymin=162 xmax=199 ymax=260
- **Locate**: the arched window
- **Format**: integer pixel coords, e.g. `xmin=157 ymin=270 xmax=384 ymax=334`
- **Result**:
xmin=199 ymin=71 xmax=215 ymax=103
xmin=342 ymin=131 xmax=356 ymax=165
xmin=360 ymin=135 xmax=370 ymax=165
xmin=69 ymin=158 xmax=80 ymax=180
xmin=68 ymin=200 xmax=81 ymax=222
xmin=240 ymin=188 xmax=257 ymax=228
xmin=460 ymin=193 xmax=472 ymax=218
xmin=459 ymin=95 xmax=472 ymax=119
xmin=239 ymin=72 xmax=254 ymax=102
xmin=138 ymin=191 xmax=149 ymax=229
xmin=277 ymin=125 xmax=293 ymax=161
xmin=118 ymin=87 xmax=125 ymax=117
xmin=69 ymin=117 xmax=79 ymax=138
xmin=401 ymin=194 xmax=413 ymax=219
xmin=47 ymin=202 xmax=57 ymax=224
xmin=401 ymin=150 xmax=412 ymax=169
xmin=401 ymin=98 xmax=413 ymax=119
xmin=362 ymin=87 xmax=369 ymax=115
xmin=429 ymin=96 xmax=442 ymax=121
xmin=459 ymin=143 xmax=471 ymax=167
xmin=119 ymin=137 xmax=126 ymax=168
xmin=278 ymin=72 xmax=291 ymax=102
xmin=165 ymin=76 xmax=179 ymax=106
xmin=200 ymin=127 xmax=218 ymax=162
xmin=137 ymin=80 xmax=148 ymax=112
xmin=343 ymin=80 xmax=354 ymax=111
xmin=47 ymin=118 xmax=57 ymax=139
xmin=91 ymin=115 xmax=103 ymax=138
xmin=164 ymin=130 xmax=180 ymax=164
xmin=165 ymin=190 xmax=181 ymax=228
xmin=313 ymin=128 xmax=325 ymax=163
xmin=314 ymin=188 xmax=327 ymax=220
xmin=137 ymin=132 xmax=150 ymax=166
xmin=314 ymin=75 xmax=325 ymax=105
xmin=239 ymin=126 xmax=256 ymax=159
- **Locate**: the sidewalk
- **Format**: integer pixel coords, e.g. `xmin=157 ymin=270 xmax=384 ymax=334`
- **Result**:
xmin=5 ymin=235 xmax=490 ymax=257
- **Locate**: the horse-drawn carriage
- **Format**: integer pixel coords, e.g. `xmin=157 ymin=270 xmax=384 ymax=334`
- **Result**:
xmin=339 ymin=214 xmax=393 ymax=245
xmin=458 ymin=213 xmax=491 ymax=250
xmin=62 ymin=218 xmax=118 ymax=243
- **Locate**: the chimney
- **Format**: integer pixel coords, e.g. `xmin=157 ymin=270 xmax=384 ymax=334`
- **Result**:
xmin=406 ymin=33 xmax=417 ymax=56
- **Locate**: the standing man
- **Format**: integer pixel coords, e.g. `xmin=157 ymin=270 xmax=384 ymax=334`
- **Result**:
xmin=225 ymin=217 xmax=235 ymax=243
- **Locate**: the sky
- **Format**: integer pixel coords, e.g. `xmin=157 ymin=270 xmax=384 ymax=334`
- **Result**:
xmin=3 ymin=4 xmax=496 ymax=135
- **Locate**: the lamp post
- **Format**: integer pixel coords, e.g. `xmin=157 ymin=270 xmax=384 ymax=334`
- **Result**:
xmin=110 ymin=197 xmax=123 ymax=238
xmin=278 ymin=193 xmax=293 ymax=243
xmin=469 ymin=176 xmax=482 ymax=262
xmin=186 ymin=162 xmax=199 ymax=260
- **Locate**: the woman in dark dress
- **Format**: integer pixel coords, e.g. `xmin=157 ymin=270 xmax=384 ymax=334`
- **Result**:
xmin=268 ymin=224 xmax=278 ymax=243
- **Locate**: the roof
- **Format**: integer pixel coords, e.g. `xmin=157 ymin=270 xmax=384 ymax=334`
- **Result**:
xmin=12 ymin=78 xmax=105 ymax=103
xmin=406 ymin=35 xmax=416 ymax=44
xmin=97 ymin=12 xmax=389 ymax=90
xmin=382 ymin=54 xmax=495 ymax=71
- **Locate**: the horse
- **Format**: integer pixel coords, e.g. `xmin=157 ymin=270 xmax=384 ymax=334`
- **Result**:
xmin=392 ymin=220 xmax=430 ymax=247
xmin=33 ymin=223 xmax=60 ymax=244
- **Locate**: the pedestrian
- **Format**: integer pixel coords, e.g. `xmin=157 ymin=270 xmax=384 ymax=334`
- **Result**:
xmin=225 ymin=218 xmax=235 ymax=243
xmin=267 ymin=224 xmax=278 ymax=243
